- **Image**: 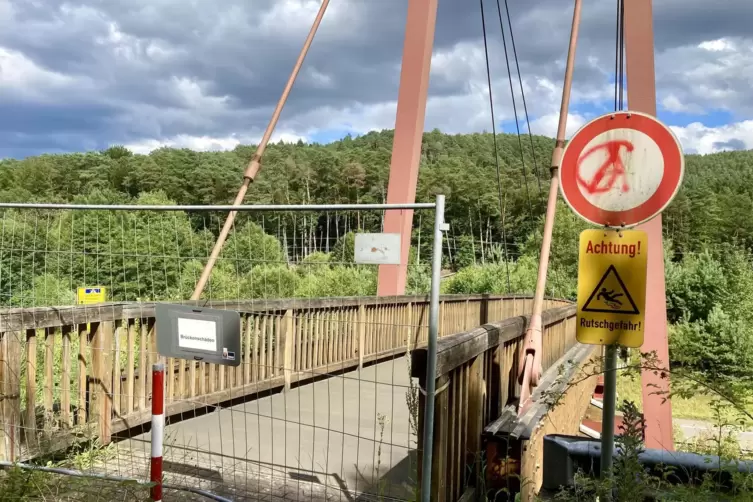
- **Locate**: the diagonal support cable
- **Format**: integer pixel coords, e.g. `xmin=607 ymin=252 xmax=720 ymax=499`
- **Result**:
xmin=518 ymin=0 xmax=582 ymax=416
xmin=192 ymin=0 xmax=330 ymax=300
xmin=479 ymin=0 xmax=512 ymax=292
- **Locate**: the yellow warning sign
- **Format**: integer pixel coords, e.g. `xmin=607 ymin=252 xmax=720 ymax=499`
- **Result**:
xmin=77 ymin=287 xmax=106 ymax=305
xmin=577 ymin=229 xmax=647 ymax=347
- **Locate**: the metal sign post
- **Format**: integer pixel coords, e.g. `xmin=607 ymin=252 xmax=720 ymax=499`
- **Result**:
xmin=560 ymin=110 xmax=684 ymax=477
xmin=576 ymin=228 xmax=648 ymax=479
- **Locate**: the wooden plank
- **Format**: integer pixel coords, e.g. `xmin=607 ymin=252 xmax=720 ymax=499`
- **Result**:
xmin=358 ymin=305 xmax=365 ymax=369
xmin=61 ymin=326 xmax=72 ymax=427
xmin=283 ymin=310 xmax=293 ymax=391
xmin=178 ymin=340 xmax=186 ymax=399
xmin=0 ymin=331 xmax=21 ymax=461
xmin=244 ymin=316 xmax=251 ymax=383
xmin=146 ymin=319 xmax=156 ymax=410
xmin=43 ymin=328 xmax=54 ymax=432
xmin=294 ymin=313 xmax=301 ymax=373
xmin=274 ymin=314 xmax=282 ymax=377
xmin=77 ymin=325 xmax=87 ymax=425
xmin=25 ymin=329 xmax=37 ymax=441
xmin=411 ymin=306 xmax=576 ymax=378
xmin=266 ymin=315 xmax=274 ymax=379
xmin=0 ymin=295 xmax=573 ymax=333
xmin=252 ymin=316 xmax=259 ymax=383
xmin=466 ymin=355 xmax=484 ymax=485
xmin=100 ymin=321 xmax=114 ymax=444
xmin=432 ymin=375 xmax=450 ymax=501
xmin=112 ymin=321 xmax=122 ymax=418
xmin=259 ymin=316 xmax=267 ymax=381
xmin=126 ymin=320 xmax=135 ymax=414
xmin=166 ymin=358 xmax=174 ymax=403
xmin=138 ymin=320 xmax=147 ymax=412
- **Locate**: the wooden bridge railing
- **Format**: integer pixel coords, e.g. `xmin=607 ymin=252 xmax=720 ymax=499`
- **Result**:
xmin=411 ymin=303 xmax=578 ymax=502
xmin=0 ymin=294 xmax=570 ymax=461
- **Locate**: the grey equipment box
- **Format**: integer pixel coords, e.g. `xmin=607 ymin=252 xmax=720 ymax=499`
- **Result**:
xmin=155 ymin=304 xmax=241 ymax=367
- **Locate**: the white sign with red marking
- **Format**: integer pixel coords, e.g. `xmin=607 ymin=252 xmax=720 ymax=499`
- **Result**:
xmin=559 ymin=111 xmax=684 ymax=228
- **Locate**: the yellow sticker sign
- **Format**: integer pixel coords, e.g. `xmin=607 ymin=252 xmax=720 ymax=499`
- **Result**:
xmin=77 ymin=287 xmax=106 ymax=305
xmin=577 ymin=229 xmax=647 ymax=347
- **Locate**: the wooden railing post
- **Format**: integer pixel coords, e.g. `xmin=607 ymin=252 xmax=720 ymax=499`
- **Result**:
xmin=0 ymin=331 xmax=20 ymax=462
xmin=467 ymin=355 xmax=485 ymax=484
xmin=358 ymin=305 xmax=366 ymax=370
xmin=43 ymin=328 xmax=54 ymax=433
xmin=25 ymin=329 xmax=37 ymax=442
xmin=61 ymin=326 xmax=72 ymax=428
xmin=283 ymin=309 xmax=294 ymax=391
xmin=77 ymin=325 xmax=87 ymax=426
xmin=91 ymin=321 xmax=113 ymax=445
xmin=417 ymin=373 xmax=449 ymax=502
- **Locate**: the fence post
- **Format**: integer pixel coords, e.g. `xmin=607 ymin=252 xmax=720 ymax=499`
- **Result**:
xmin=283 ymin=310 xmax=294 ymax=391
xmin=419 ymin=194 xmax=445 ymax=502
xmin=0 ymin=331 xmax=20 ymax=462
xmin=150 ymin=363 xmax=165 ymax=502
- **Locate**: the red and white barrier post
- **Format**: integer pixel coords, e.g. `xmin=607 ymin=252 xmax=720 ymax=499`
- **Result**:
xmin=150 ymin=363 xmax=165 ymax=502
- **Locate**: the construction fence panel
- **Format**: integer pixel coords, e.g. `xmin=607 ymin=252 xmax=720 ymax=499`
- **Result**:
xmin=0 ymin=201 xmax=451 ymax=502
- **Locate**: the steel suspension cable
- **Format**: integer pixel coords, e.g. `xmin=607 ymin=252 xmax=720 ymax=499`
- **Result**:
xmin=479 ymin=0 xmax=512 ymax=291
xmin=494 ymin=0 xmax=536 ymax=231
xmin=619 ymin=0 xmax=625 ymax=110
xmin=615 ymin=0 xmax=625 ymax=111
xmin=502 ymin=0 xmax=544 ymax=200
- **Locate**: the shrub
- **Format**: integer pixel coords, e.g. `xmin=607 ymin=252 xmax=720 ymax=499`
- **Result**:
xmin=669 ymin=305 xmax=753 ymax=386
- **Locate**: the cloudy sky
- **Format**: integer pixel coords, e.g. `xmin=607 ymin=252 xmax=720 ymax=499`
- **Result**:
xmin=0 ymin=0 xmax=751 ymax=159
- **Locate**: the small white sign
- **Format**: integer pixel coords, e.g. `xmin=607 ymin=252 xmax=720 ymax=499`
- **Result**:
xmin=354 ymin=233 xmax=402 ymax=265
xmin=177 ymin=317 xmax=217 ymax=352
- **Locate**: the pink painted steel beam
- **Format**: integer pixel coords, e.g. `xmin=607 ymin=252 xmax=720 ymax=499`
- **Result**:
xmin=624 ymin=0 xmax=674 ymax=451
xmin=377 ymin=0 xmax=439 ymax=296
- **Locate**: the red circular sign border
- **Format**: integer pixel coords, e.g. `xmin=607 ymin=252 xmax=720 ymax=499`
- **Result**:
xmin=559 ymin=111 xmax=684 ymax=228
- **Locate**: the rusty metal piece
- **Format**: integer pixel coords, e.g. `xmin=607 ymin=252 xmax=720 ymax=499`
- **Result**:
xmin=486 ymin=437 xmax=523 ymax=496
xmin=191 ymin=0 xmax=331 ymax=300
xmin=518 ymin=0 xmax=582 ymax=415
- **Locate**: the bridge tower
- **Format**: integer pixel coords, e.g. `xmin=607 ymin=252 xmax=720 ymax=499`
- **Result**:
xmin=377 ymin=0 xmax=439 ymax=296
xmin=624 ymin=0 xmax=674 ymax=450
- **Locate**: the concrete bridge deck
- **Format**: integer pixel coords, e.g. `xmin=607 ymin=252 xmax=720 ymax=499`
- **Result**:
xmin=110 ymin=357 xmax=416 ymax=501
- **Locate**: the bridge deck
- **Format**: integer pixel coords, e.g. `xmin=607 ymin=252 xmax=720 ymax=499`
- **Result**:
xmin=111 ymin=357 xmax=416 ymax=501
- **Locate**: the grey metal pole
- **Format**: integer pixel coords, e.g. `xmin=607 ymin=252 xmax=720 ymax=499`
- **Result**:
xmin=420 ymin=194 xmax=445 ymax=502
xmin=601 ymin=344 xmax=618 ymax=478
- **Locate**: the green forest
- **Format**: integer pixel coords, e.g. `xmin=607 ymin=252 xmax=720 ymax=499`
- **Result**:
xmin=2 ymin=129 xmax=753 ymax=384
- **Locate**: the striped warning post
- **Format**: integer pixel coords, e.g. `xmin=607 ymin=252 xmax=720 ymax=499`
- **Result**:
xmin=150 ymin=363 xmax=165 ymax=502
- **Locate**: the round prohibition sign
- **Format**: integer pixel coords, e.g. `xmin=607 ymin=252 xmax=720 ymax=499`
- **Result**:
xmin=559 ymin=111 xmax=684 ymax=228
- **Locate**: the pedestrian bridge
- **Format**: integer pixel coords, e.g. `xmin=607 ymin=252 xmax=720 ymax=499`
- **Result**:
xmin=0 ymin=294 xmax=598 ymax=501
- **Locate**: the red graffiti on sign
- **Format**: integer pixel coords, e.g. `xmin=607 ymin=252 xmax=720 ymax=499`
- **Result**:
xmin=576 ymin=140 xmax=634 ymax=195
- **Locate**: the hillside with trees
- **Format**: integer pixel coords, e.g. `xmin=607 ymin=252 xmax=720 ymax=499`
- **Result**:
xmin=2 ymin=130 xmax=753 ymax=386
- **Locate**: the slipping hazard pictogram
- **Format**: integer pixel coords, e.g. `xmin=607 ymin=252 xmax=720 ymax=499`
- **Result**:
xmin=581 ymin=265 xmax=639 ymax=315
xmin=577 ymin=229 xmax=648 ymax=347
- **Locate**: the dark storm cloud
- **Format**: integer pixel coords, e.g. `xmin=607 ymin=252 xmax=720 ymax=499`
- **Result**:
xmin=712 ymin=138 xmax=746 ymax=152
xmin=0 ymin=0 xmax=751 ymax=158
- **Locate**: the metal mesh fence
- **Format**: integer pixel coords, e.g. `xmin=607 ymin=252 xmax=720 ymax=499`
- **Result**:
xmin=0 ymin=202 xmax=446 ymax=501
